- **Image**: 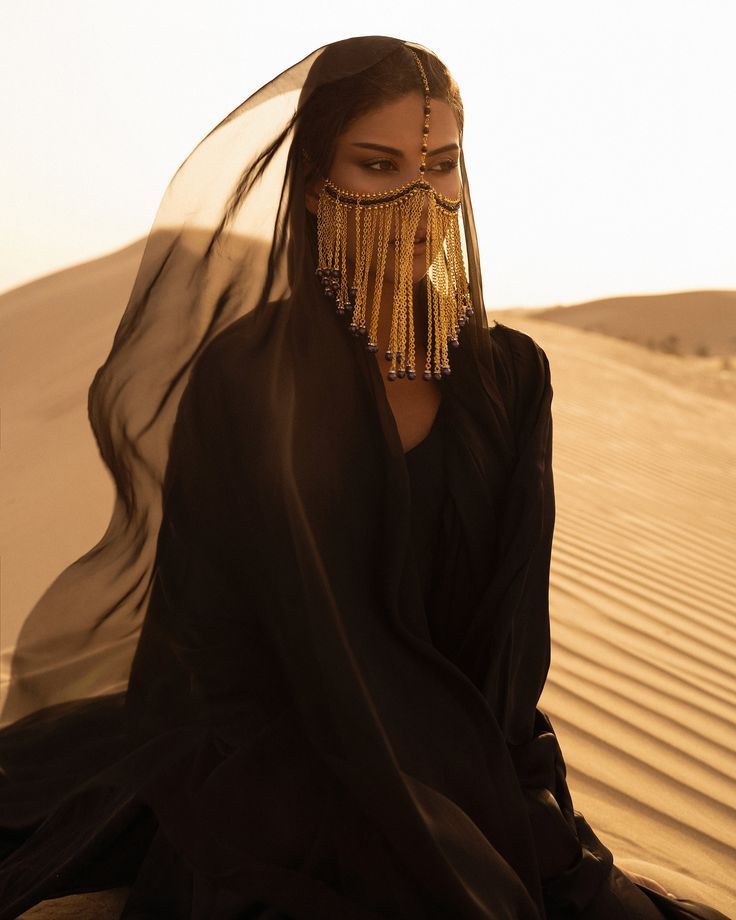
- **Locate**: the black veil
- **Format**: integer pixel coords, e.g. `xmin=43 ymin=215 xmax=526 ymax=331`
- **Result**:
xmin=3 ymin=33 xmax=726 ymax=920
xmin=1 ymin=35 xmax=496 ymax=727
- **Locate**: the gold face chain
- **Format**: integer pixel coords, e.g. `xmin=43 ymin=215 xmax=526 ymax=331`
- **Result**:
xmin=321 ymin=177 xmax=462 ymax=211
xmin=314 ymin=46 xmax=474 ymax=381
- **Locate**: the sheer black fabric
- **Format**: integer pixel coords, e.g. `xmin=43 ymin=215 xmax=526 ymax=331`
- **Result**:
xmin=0 ymin=35 xmax=730 ymax=920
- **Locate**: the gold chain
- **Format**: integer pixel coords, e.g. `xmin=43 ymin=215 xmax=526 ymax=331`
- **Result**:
xmin=313 ymin=47 xmax=474 ymax=380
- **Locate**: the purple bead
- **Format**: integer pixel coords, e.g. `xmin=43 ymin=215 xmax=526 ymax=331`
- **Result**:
xmin=441 ymin=365 xmax=451 ymax=376
xmin=423 ymin=370 xmax=432 ymax=380
xmin=407 ymin=369 xmax=416 ymax=380
xmin=387 ymin=370 xmax=397 ymax=381
xmin=397 ymin=368 xmax=406 ymax=378
xmin=385 ymin=350 xmax=394 ymax=361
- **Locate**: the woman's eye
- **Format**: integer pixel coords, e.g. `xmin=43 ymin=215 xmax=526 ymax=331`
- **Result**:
xmin=364 ymin=159 xmax=397 ymax=172
xmin=362 ymin=158 xmax=458 ymax=173
xmin=432 ymin=159 xmax=459 ymax=172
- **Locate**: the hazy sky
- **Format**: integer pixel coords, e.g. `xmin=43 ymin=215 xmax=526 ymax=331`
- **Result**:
xmin=1 ymin=0 xmax=733 ymax=307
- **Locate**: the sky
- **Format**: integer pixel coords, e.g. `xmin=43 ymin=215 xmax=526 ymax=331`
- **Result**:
xmin=1 ymin=0 xmax=733 ymax=308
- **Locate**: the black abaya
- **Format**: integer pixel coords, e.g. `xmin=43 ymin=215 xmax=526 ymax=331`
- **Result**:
xmin=0 ymin=318 xmax=730 ymax=919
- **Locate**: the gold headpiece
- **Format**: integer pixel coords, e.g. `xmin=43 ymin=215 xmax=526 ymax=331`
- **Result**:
xmin=314 ymin=48 xmax=473 ymax=381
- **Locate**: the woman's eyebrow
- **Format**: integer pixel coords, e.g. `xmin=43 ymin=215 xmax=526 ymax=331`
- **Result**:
xmin=350 ymin=142 xmax=459 ymax=157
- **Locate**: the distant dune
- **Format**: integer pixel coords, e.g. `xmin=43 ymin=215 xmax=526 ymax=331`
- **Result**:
xmin=1 ymin=244 xmax=734 ymax=917
xmin=490 ymin=297 xmax=736 ymax=406
xmin=492 ymin=289 xmax=736 ymax=357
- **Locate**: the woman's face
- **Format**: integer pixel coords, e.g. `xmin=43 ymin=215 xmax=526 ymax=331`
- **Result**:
xmin=305 ymin=91 xmax=462 ymax=285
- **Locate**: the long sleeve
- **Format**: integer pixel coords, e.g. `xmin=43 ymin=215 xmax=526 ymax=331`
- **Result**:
xmin=507 ymin=707 xmax=616 ymax=914
xmin=490 ymin=325 xmax=616 ymax=914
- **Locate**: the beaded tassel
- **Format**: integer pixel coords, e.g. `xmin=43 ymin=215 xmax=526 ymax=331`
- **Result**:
xmin=315 ymin=180 xmax=472 ymax=380
xmin=314 ymin=49 xmax=474 ymax=381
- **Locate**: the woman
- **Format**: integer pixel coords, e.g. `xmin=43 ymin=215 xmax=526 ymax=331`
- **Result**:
xmin=0 ymin=36 xmax=729 ymax=920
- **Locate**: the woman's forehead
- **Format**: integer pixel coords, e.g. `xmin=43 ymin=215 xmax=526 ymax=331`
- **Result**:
xmin=337 ymin=94 xmax=460 ymax=154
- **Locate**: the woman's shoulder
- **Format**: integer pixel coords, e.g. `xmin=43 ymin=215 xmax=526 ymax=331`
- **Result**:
xmin=489 ymin=318 xmax=550 ymax=380
xmin=489 ymin=320 xmax=548 ymax=369
xmin=192 ymin=299 xmax=286 ymax=378
xmin=182 ymin=299 xmax=291 ymax=415
xmin=171 ymin=299 xmax=289 ymax=452
xmin=488 ymin=320 xmax=552 ymax=424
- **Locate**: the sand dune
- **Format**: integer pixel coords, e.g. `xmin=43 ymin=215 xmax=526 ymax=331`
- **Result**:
xmin=0 ymin=241 xmax=146 ymax=667
xmin=1 ymin=250 xmax=734 ymax=916
xmin=515 ymin=316 xmax=736 ymax=915
xmin=492 ymin=303 xmax=736 ymax=406
xmin=503 ymin=290 xmax=736 ymax=357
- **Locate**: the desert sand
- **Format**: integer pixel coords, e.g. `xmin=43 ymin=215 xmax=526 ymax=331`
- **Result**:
xmin=1 ymin=252 xmax=734 ymax=916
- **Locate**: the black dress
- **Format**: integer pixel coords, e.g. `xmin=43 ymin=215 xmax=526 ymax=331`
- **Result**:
xmin=0 ymin=320 xmax=731 ymax=919
xmin=403 ymin=395 xmax=509 ymax=670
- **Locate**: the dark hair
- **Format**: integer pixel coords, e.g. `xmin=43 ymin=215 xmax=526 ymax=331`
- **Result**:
xmin=297 ymin=45 xmax=464 ymax=186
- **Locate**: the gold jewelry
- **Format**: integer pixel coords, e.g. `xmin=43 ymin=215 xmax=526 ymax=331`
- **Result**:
xmin=314 ymin=48 xmax=473 ymax=381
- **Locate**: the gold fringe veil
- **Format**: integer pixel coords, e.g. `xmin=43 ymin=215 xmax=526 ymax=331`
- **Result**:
xmin=314 ymin=49 xmax=474 ymax=381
